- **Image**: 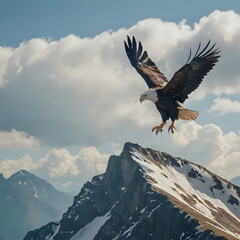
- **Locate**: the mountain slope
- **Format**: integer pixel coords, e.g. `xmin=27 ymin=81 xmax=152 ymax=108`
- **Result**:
xmin=24 ymin=142 xmax=240 ymax=240
xmin=8 ymin=170 xmax=71 ymax=215
xmin=0 ymin=170 xmax=72 ymax=240
xmin=0 ymin=173 xmax=27 ymax=240
xmin=231 ymin=176 xmax=240 ymax=187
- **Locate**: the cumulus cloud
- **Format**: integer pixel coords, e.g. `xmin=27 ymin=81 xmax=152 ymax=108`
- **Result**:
xmin=0 ymin=10 xmax=240 ymax=189
xmin=0 ymin=146 xmax=109 ymax=191
xmin=0 ymin=10 xmax=239 ymax=147
xmin=0 ymin=155 xmax=34 ymax=178
xmin=194 ymin=10 xmax=240 ymax=96
xmin=78 ymin=147 xmax=109 ymax=173
xmin=40 ymin=148 xmax=80 ymax=178
xmin=0 ymin=129 xmax=40 ymax=149
xmin=0 ymin=121 xmax=239 ymax=189
xmin=171 ymin=121 xmax=240 ymax=179
xmin=209 ymin=98 xmax=240 ymax=115
xmin=208 ymin=151 xmax=240 ymax=180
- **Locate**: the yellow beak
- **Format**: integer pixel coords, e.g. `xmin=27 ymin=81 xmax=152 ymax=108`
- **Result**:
xmin=140 ymin=96 xmax=145 ymax=103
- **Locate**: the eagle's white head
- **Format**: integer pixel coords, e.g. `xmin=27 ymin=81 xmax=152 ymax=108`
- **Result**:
xmin=140 ymin=89 xmax=158 ymax=103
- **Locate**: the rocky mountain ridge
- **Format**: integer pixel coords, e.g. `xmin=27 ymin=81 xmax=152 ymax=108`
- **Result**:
xmin=0 ymin=170 xmax=72 ymax=240
xmin=24 ymin=142 xmax=240 ymax=240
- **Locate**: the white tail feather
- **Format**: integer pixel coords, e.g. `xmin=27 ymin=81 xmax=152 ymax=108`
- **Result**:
xmin=178 ymin=107 xmax=199 ymax=120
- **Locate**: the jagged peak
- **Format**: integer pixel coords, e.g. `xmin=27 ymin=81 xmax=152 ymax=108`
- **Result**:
xmin=123 ymin=142 xmax=141 ymax=152
xmin=122 ymin=142 xmax=238 ymax=191
xmin=8 ymin=169 xmax=32 ymax=179
xmin=7 ymin=169 xmax=57 ymax=191
xmin=24 ymin=142 xmax=240 ymax=240
xmin=113 ymin=143 xmax=240 ymax=212
xmin=120 ymin=142 xmax=240 ymax=225
xmin=8 ymin=169 xmax=50 ymax=184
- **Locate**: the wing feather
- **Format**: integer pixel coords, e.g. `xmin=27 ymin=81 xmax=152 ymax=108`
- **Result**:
xmin=124 ymin=36 xmax=168 ymax=89
xmin=164 ymin=41 xmax=220 ymax=102
xmin=137 ymin=41 xmax=143 ymax=59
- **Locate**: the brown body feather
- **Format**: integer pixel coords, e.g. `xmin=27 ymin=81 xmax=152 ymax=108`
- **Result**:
xmin=177 ymin=107 xmax=199 ymax=120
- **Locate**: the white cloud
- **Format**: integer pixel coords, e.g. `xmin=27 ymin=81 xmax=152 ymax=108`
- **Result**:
xmin=0 ymin=121 xmax=239 ymax=188
xmin=209 ymin=98 xmax=240 ymax=115
xmin=39 ymin=148 xmax=80 ymax=178
xmin=0 ymin=146 xmax=109 ymax=191
xmin=0 ymin=10 xmax=239 ymax=146
xmin=171 ymin=121 xmax=240 ymax=180
xmin=0 ymin=129 xmax=40 ymax=149
xmin=0 ymin=10 xmax=240 ymax=185
xmin=208 ymin=151 xmax=240 ymax=180
xmin=0 ymin=155 xmax=34 ymax=178
xmin=77 ymin=147 xmax=109 ymax=173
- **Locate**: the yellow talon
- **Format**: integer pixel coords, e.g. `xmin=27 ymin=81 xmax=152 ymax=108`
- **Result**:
xmin=168 ymin=121 xmax=176 ymax=133
xmin=152 ymin=122 xmax=166 ymax=135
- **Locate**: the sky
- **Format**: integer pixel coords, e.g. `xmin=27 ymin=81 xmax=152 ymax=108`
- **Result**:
xmin=0 ymin=0 xmax=240 ymax=193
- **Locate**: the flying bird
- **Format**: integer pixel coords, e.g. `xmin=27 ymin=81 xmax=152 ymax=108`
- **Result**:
xmin=124 ymin=36 xmax=220 ymax=134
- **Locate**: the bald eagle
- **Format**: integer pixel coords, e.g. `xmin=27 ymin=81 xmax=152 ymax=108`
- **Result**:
xmin=124 ymin=36 xmax=220 ymax=134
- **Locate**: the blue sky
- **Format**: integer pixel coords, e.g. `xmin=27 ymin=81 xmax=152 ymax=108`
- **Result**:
xmin=1 ymin=0 xmax=239 ymax=47
xmin=0 ymin=0 xmax=240 ymax=192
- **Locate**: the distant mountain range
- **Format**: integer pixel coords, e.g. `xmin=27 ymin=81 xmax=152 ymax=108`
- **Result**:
xmin=231 ymin=176 xmax=240 ymax=187
xmin=0 ymin=170 xmax=72 ymax=240
xmin=24 ymin=142 xmax=240 ymax=240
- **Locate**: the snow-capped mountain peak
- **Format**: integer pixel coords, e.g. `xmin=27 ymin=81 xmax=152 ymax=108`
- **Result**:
xmin=24 ymin=142 xmax=240 ymax=240
xmin=129 ymin=144 xmax=240 ymax=239
xmin=0 ymin=170 xmax=72 ymax=240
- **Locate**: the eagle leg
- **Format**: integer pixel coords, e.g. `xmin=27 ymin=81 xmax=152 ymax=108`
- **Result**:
xmin=168 ymin=121 xmax=176 ymax=133
xmin=152 ymin=121 xmax=166 ymax=135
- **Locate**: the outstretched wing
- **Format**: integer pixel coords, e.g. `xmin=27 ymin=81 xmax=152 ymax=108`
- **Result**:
xmin=124 ymin=36 xmax=168 ymax=89
xmin=164 ymin=40 xmax=220 ymax=103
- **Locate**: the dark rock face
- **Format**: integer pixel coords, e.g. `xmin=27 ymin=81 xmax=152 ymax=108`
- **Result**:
xmin=233 ymin=185 xmax=240 ymax=198
xmin=210 ymin=175 xmax=224 ymax=194
xmin=54 ymin=146 xmax=139 ymax=240
xmin=228 ymin=195 xmax=239 ymax=206
xmin=24 ymin=222 xmax=60 ymax=240
xmin=188 ymin=168 xmax=205 ymax=183
xmin=24 ymin=142 xmax=240 ymax=240
xmin=95 ymin=169 xmax=206 ymax=240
